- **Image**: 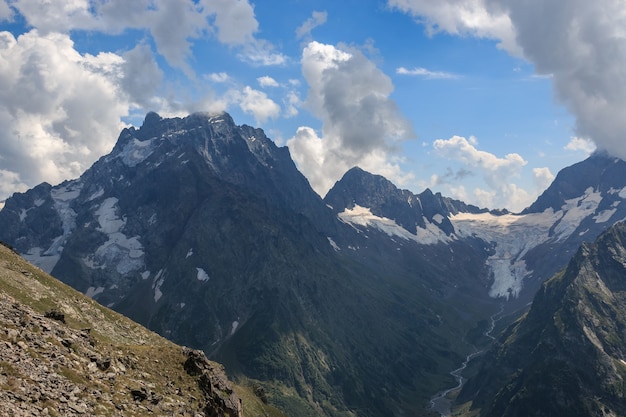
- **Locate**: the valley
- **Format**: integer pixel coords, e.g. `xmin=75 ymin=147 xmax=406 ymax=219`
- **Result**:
xmin=2 ymin=111 xmax=626 ymax=416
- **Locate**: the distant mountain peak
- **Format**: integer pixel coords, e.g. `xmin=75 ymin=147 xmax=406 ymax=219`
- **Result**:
xmin=523 ymin=152 xmax=626 ymax=214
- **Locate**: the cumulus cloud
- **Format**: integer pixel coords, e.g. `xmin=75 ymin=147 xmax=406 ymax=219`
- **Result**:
xmin=230 ymin=86 xmax=280 ymax=123
xmin=532 ymin=167 xmax=554 ymax=192
xmin=296 ymin=10 xmax=328 ymax=40
xmin=9 ymin=0 xmax=284 ymax=70
xmin=201 ymin=0 xmax=258 ymax=44
xmin=0 ymin=0 xmax=12 ymax=20
xmin=120 ymin=44 xmax=164 ymax=109
xmin=388 ymin=0 xmax=519 ymax=53
xmin=207 ymin=72 xmax=231 ymax=83
xmin=389 ymin=0 xmax=626 ymax=162
xmin=564 ymin=136 xmax=596 ymax=155
xmin=283 ymin=90 xmax=301 ymax=118
xmin=396 ymin=66 xmax=458 ymax=79
xmin=287 ymin=41 xmax=415 ymax=196
xmin=433 ymin=135 xmax=532 ymax=210
xmin=0 ymin=30 xmax=129 ymax=200
xmin=257 ymin=76 xmax=279 ymax=88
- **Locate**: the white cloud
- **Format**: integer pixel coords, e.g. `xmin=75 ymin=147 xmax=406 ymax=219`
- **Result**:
xmin=287 ymin=41 xmax=415 ymax=196
xmin=0 ymin=169 xmax=28 ymax=200
xmin=389 ymin=0 xmax=626 ymax=163
xmin=10 ymin=0 xmax=285 ymax=70
xmin=230 ymin=86 xmax=280 ymax=124
xmin=296 ymin=10 xmax=328 ymax=40
xmin=387 ymin=0 xmax=519 ymax=54
xmin=564 ymin=136 xmax=596 ymax=155
xmin=532 ymin=167 xmax=554 ymax=192
xmin=396 ymin=66 xmax=458 ymax=79
xmin=207 ymin=72 xmax=231 ymax=83
xmin=257 ymin=76 xmax=279 ymax=88
xmin=433 ymin=135 xmax=532 ymax=210
xmin=239 ymin=40 xmax=287 ymax=66
xmin=433 ymin=136 xmax=527 ymax=187
xmin=0 ymin=30 xmax=129 ymax=200
xmin=201 ymin=0 xmax=257 ymax=44
xmin=0 ymin=0 xmax=13 ymax=20
xmin=120 ymin=44 xmax=164 ymax=109
xmin=283 ymin=90 xmax=301 ymax=118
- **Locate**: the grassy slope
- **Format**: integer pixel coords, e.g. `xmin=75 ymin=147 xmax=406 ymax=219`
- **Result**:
xmin=0 ymin=242 xmax=285 ymax=417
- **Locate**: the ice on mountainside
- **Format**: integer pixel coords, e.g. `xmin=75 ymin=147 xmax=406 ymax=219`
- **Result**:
xmin=452 ymin=211 xmax=558 ymax=298
xmin=24 ymin=181 xmax=83 ymax=273
xmin=89 ymin=197 xmax=144 ymax=274
xmin=552 ymin=187 xmax=602 ymax=240
xmin=109 ymin=136 xmax=158 ymax=167
xmin=230 ymin=321 xmax=239 ymax=336
xmin=196 ymin=268 xmax=210 ymax=282
xmin=339 ymin=205 xmax=451 ymax=244
xmin=153 ymin=269 xmax=165 ymax=302
xmin=327 ymin=237 xmax=340 ymax=251
xmin=451 ymin=186 xmax=619 ymax=298
xmin=337 ymin=184 xmax=622 ymax=299
xmin=85 ymin=286 xmax=105 ymax=298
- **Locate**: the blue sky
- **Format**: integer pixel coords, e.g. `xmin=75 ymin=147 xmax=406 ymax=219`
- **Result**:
xmin=0 ymin=0 xmax=621 ymax=212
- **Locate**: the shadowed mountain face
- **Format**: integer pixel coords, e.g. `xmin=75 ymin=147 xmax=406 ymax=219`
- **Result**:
xmin=0 ymin=112 xmax=500 ymax=416
xmin=3 ymin=112 xmax=626 ymax=416
xmin=459 ymin=221 xmax=626 ymax=417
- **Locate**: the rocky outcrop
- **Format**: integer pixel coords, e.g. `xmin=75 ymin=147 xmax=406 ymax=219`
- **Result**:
xmin=183 ymin=348 xmax=243 ymax=417
xmin=0 ymin=243 xmax=244 ymax=417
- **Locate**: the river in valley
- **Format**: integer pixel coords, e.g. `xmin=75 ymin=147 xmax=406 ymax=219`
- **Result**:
xmin=429 ymin=306 xmax=503 ymax=416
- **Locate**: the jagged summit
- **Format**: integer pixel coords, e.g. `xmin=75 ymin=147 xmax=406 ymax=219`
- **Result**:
xmin=325 ymin=165 xmax=485 ymax=236
xmin=523 ymin=152 xmax=626 ymax=214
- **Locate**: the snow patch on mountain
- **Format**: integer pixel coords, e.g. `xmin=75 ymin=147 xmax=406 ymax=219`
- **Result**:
xmin=25 ymin=181 xmax=83 ymax=273
xmin=22 ymin=247 xmax=60 ymax=273
xmin=196 ymin=268 xmax=210 ymax=282
xmin=153 ymin=269 xmax=165 ymax=302
xmin=88 ymin=188 xmax=104 ymax=201
xmin=552 ymin=187 xmax=601 ymax=240
xmin=327 ymin=237 xmax=340 ymax=251
xmin=91 ymin=197 xmax=144 ymax=274
xmin=338 ymin=205 xmax=450 ymax=244
xmin=85 ymin=286 xmax=105 ymax=298
xmin=594 ymin=208 xmax=617 ymax=223
xmin=117 ymin=137 xmax=158 ymax=167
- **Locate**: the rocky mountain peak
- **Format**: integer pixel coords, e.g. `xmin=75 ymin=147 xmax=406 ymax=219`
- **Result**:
xmin=523 ymin=152 xmax=626 ymax=214
xmin=324 ymin=166 xmax=484 ymax=236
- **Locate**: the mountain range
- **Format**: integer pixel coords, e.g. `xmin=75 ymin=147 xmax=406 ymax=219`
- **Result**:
xmin=2 ymin=111 xmax=626 ymax=416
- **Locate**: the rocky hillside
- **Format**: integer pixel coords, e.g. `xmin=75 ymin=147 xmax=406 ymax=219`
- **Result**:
xmin=0 ymin=241 xmax=284 ymax=417
xmin=457 ymin=221 xmax=626 ymax=416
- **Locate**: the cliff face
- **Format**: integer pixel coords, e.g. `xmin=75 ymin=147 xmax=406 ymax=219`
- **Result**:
xmin=0 ymin=242 xmax=279 ymax=417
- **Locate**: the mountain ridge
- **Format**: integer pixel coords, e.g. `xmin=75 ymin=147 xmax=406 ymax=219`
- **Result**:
xmin=3 ymin=111 xmax=626 ymax=416
xmin=457 ymin=221 xmax=626 ymax=416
